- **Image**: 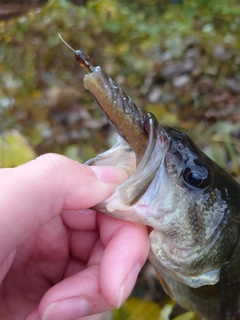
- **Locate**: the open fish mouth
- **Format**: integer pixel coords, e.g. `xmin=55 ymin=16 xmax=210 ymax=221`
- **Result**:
xmin=86 ymin=112 xmax=169 ymax=217
xmin=59 ymin=36 xmax=240 ymax=319
xmin=81 ymin=57 xmax=234 ymax=291
xmin=86 ymin=114 xmax=237 ymax=291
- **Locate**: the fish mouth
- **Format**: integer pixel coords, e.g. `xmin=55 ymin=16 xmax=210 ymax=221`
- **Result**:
xmin=87 ymin=112 xmax=169 ymax=215
xmin=117 ymin=113 xmax=168 ymax=206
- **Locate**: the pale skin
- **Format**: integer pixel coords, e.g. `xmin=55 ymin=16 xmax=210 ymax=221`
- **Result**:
xmin=0 ymin=153 xmax=149 ymax=320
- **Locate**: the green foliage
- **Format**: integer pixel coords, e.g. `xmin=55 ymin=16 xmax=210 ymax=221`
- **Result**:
xmin=1 ymin=0 xmax=239 ymax=173
xmin=112 ymin=297 xmax=200 ymax=320
xmin=113 ymin=297 xmax=162 ymax=320
xmin=173 ymin=311 xmax=199 ymax=320
xmin=0 ymin=130 xmax=36 ymax=167
xmin=1 ymin=0 xmax=240 ymax=318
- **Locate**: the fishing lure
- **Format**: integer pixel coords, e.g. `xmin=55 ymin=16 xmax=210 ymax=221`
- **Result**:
xmin=58 ymin=34 xmax=149 ymax=165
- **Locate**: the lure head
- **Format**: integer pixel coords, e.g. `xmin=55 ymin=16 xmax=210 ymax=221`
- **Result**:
xmin=89 ymin=118 xmax=240 ymax=289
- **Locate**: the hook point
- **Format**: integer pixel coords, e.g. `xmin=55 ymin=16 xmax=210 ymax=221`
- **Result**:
xmin=58 ymin=33 xmax=75 ymax=52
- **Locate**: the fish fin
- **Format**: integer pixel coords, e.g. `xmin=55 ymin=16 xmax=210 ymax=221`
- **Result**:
xmin=189 ymin=283 xmax=220 ymax=300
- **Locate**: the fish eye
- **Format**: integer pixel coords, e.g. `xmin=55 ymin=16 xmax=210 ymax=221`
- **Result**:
xmin=182 ymin=166 xmax=210 ymax=189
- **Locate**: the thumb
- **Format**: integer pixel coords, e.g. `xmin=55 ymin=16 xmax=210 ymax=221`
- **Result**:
xmin=0 ymin=153 xmax=127 ymax=262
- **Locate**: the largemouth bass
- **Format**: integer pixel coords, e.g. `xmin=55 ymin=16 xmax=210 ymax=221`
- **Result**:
xmin=60 ymin=36 xmax=240 ymax=320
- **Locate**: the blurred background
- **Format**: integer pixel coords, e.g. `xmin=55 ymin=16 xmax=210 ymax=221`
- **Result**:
xmin=0 ymin=0 xmax=240 ymax=319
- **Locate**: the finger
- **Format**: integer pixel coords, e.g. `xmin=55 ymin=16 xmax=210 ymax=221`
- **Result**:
xmin=70 ymin=229 xmax=99 ymax=262
xmin=36 ymin=218 xmax=149 ymax=319
xmin=38 ymin=265 xmax=111 ymax=320
xmin=98 ymin=214 xmax=149 ymax=308
xmin=63 ymin=256 xmax=86 ymax=278
xmin=80 ymin=313 xmax=107 ymax=320
xmin=0 ymin=168 xmax=11 ymax=174
xmin=25 ymin=309 xmax=39 ymax=320
xmin=61 ymin=209 xmax=98 ymax=231
xmin=0 ymin=153 xmax=127 ymax=261
xmin=26 ymin=309 xmax=107 ymax=320
xmin=0 ymin=250 xmax=16 ymax=283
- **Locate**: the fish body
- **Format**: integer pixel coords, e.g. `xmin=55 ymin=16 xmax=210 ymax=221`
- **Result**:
xmin=72 ymin=48 xmax=240 ymax=319
xmin=90 ymin=122 xmax=240 ymax=320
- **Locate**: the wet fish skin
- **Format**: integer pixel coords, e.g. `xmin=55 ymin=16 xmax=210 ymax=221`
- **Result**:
xmin=70 ymin=48 xmax=240 ymax=319
xmin=147 ymin=127 xmax=240 ymax=320
xmin=150 ymin=241 xmax=240 ymax=320
xmin=91 ymin=124 xmax=240 ymax=320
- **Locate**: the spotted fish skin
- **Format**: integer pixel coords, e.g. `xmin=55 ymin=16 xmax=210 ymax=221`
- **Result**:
xmin=88 ymin=120 xmax=240 ymax=320
xmin=72 ymin=49 xmax=240 ymax=319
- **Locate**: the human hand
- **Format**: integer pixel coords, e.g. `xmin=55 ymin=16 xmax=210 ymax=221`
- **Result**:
xmin=0 ymin=154 xmax=149 ymax=320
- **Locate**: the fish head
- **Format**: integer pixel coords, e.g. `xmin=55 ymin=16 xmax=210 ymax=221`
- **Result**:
xmin=87 ymin=114 xmax=240 ymax=289
xmin=145 ymin=125 xmax=240 ymax=288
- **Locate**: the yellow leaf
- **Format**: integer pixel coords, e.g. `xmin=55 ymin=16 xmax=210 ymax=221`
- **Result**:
xmin=0 ymin=130 xmax=36 ymax=168
xmin=173 ymin=311 xmax=199 ymax=320
xmin=113 ymin=297 xmax=164 ymax=320
xmin=146 ymin=103 xmax=179 ymax=126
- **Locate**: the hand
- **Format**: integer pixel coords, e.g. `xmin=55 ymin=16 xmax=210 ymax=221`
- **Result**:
xmin=0 ymin=154 xmax=149 ymax=320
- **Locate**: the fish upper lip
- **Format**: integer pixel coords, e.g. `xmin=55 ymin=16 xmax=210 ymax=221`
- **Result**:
xmin=91 ymin=118 xmax=169 ymax=218
xmin=116 ymin=116 xmax=169 ymax=206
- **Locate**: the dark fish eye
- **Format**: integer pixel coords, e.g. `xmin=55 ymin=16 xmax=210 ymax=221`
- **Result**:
xmin=182 ymin=166 xmax=210 ymax=189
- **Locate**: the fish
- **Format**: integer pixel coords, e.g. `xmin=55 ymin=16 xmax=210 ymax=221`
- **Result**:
xmin=60 ymin=36 xmax=240 ymax=320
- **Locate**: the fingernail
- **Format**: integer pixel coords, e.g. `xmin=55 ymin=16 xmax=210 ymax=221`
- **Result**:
xmin=117 ymin=264 xmax=141 ymax=308
xmin=42 ymin=297 xmax=90 ymax=320
xmin=90 ymin=166 xmax=128 ymax=184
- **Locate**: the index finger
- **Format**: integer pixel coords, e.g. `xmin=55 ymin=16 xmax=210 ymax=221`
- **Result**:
xmin=0 ymin=153 xmax=127 ymax=262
